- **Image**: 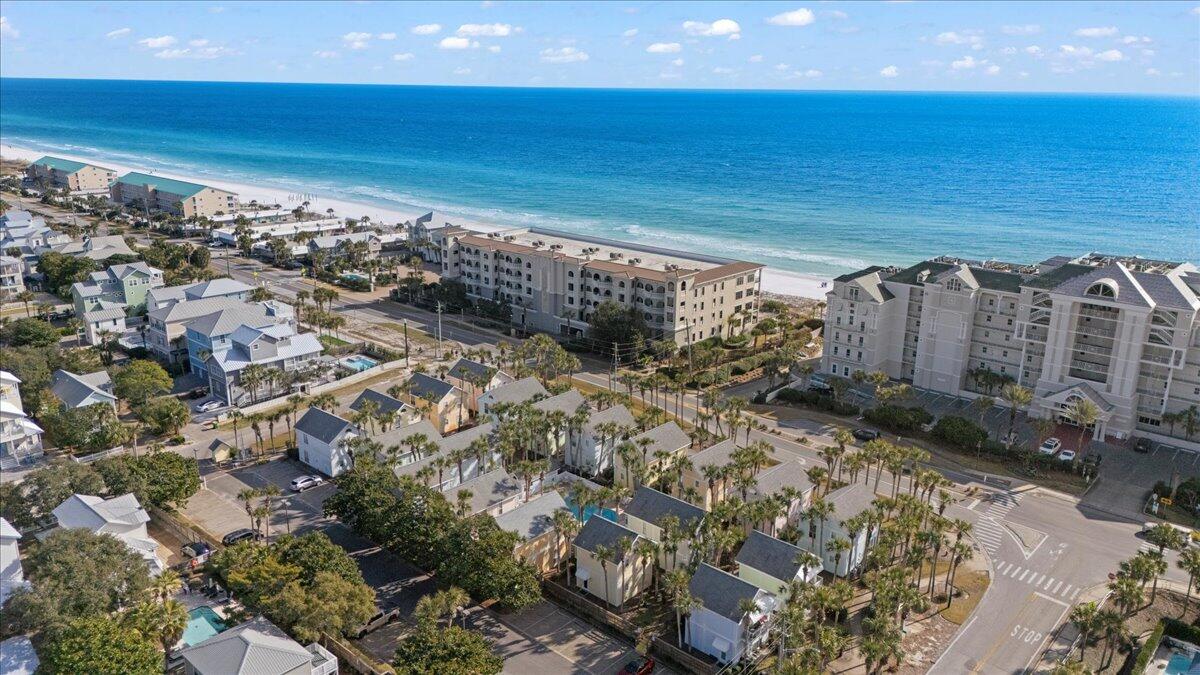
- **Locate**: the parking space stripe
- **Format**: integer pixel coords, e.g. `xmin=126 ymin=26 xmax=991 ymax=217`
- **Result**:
xmin=1071 ymin=587 xmax=1080 ymax=600
xmin=1043 ymin=577 xmax=1056 ymax=590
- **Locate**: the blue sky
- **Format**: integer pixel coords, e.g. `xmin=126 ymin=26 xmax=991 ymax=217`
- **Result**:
xmin=1 ymin=1 xmax=1197 ymax=94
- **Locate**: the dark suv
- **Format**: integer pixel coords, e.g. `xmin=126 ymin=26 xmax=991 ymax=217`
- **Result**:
xmin=222 ymin=528 xmax=260 ymax=546
xmin=1134 ymin=438 xmax=1154 ymax=454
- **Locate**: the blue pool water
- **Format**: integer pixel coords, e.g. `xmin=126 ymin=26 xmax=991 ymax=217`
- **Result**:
xmin=1165 ymin=651 xmax=1198 ymax=675
xmin=2 ymin=78 xmax=1195 ymax=277
xmin=182 ymin=606 xmax=226 ymax=647
xmin=565 ymin=494 xmax=617 ymax=524
xmin=342 ymin=355 xmax=379 ymax=372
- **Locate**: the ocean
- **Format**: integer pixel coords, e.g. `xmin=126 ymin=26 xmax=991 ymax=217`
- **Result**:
xmin=1 ymin=78 xmax=1197 ymax=277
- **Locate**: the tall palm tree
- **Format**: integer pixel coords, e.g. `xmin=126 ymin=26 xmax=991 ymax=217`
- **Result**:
xmin=1178 ymin=547 xmax=1200 ymax=617
xmin=1000 ymin=383 xmax=1033 ymax=443
xmin=1066 ymin=397 xmax=1101 ymax=456
xmin=594 ymin=544 xmax=613 ymax=608
xmin=1068 ymin=602 xmax=1101 ymax=659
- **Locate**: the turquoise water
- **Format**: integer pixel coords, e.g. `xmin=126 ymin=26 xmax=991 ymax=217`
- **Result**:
xmin=1164 ymin=651 xmax=1198 ymax=675
xmin=1 ymin=78 xmax=1196 ymax=276
xmin=342 ymin=355 xmax=379 ymax=372
xmin=565 ymin=494 xmax=617 ymax=523
xmin=182 ymin=606 xmax=226 ymax=647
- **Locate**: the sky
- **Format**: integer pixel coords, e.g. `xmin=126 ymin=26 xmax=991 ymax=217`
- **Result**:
xmin=0 ymin=1 xmax=1197 ymax=94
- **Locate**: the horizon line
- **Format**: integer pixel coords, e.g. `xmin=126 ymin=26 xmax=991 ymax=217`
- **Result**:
xmin=2 ymin=74 xmax=1196 ymax=99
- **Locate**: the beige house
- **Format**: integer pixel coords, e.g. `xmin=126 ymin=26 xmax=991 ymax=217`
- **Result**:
xmin=615 ymin=421 xmax=690 ymax=489
xmin=398 ymin=372 xmax=467 ymax=434
xmin=26 ymin=156 xmax=117 ymax=192
xmin=623 ymin=486 xmax=705 ymax=573
xmin=572 ymin=515 xmax=652 ymax=608
xmin=110 ymin=172 xmax=237 ymax=219
xmin=678 ymin=438 xmax=739 ymax=509
xmin=433 ymin=225 xmax=764 ymax=345
xmin=494 ymin=491 xmax=570 ymax=575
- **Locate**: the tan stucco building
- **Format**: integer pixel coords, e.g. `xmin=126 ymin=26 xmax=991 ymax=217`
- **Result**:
xmin=110 ymin=172 xmax=237 ymax=219
xmin=26 ymin=156 xmax=117 ymax=192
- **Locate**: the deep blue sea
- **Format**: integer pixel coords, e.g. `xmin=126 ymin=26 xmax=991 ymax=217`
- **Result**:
xmin=1 ymin=78 xmax=1197 ymax=277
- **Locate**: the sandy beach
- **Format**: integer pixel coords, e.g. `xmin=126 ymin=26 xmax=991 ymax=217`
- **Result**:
xmin=0 ymin=143 xmax=831 ymax=300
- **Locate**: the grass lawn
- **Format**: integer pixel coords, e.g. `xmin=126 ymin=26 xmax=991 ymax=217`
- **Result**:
xmin=376 ymin=321 xmax=438 ymax=348
xmin=941 ymin=568 xmax=990 ymax=624
xmin=317 ymin=334 xmax=351 ymax=349
xmin=565 ymin=377 xmax=696 ymax=432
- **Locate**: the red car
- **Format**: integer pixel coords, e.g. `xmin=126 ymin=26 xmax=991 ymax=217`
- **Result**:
xmin=619 ymin=657 xmax=655 ymax=675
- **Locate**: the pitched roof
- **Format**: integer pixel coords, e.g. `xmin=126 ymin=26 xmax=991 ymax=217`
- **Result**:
xmin=148 ymin=296 xmax=246 ymax=324
xmin=690 ymin=438 xmax=739 ymax=472
xmin=690 ymin=563 xmax=767 ymax=621
xmin=405 ymin=372 xmax=458 ymax=402
xmin=375 ymin=418 xmax=443 ymax=451
xmin=494 ymin=491 xmax=569 ymax=541
xmin=0 ymin=517 xmax=20 ymax=540
xmin=573 ymin=514 xmax=640 ymax=561
xmin=692 ymin=261 xmax=763 ymax=284
xmin=585 ymin=404 xmax=636 ymax=434
xmin=177 ymin=616 xmax=313 ymax=675
xmin=115 ymin=171 xmax=214 ymax=198
xmin=824 ymin=483 xmax=878 ymax=523
xmin=633 ymin=421 xmax=691 ymax=458
xmin=749 ymin=461 xmax=813 ymax=501
xmin=436 ymin=422 xmax=494 ymax=454
xmin=736 ymin=531 xmax=807 ymax=582
xmin=446 ymin=357 xmax=498 ymax=383
xmin=625 ymin=486 xmax=705 ymax=530
xmin=186 ymin=304 xmax=275 ymax=337
xmin=533 ymin=388 xmax=586 ymax=415
xmin=0 ymin=635 xmax=38 ymax=675
xmin=349 ymin=389 xmax=410 ymax=416
xmin=50 ymin=369 xmax=115 ymax=408
xmin=294 ymin=407 xmax=353 ymax=445
xmin=444 ymin=468 xmax=522 ymax=515
xmin=53 ymin=493 xmax=149 ymax=531
xmin=184 ymin=277 xmax=252 ymax=299
xmin=483 ymin=376 xmax=548 ymax=407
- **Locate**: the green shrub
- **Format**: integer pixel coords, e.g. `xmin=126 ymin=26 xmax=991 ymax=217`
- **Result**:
xmin=775 ymin=388 xmax=859 ymax=416
xmin=1165 ymin=618 xmax=1200 ymax=645
xmin=864 ymin=405 xmax=934 ymax=433
xmin=1130 ymin=620 xmax=1166 ymax=675
xmin=932 ymin=416 xmax=988 ymax=451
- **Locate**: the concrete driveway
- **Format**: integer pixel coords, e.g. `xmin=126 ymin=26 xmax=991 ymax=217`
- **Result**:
xmin=1082 ymin=440 xmax=1200 ymax=520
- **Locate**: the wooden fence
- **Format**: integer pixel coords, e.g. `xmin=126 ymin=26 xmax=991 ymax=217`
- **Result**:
xmin=318 ymin=632 xmax=395 ymax=675
xmin=148 ymin=504 xmax=221 ymax=549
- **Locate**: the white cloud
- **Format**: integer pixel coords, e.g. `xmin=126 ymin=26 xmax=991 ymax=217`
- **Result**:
xmin=774 ymin=63 xmax=790 ymax=71
xmin=1193 ymin=6 xmax=1200 ymax=15
xmin=457 ymin=23 xmax=514 ymax=37
xmin=343 ymin=32 xmax=372 ymax=50
xmin=1073 ymin=26 xmax=1118 ymax=38
xmin=1000 ymin=46 xmax=1017 ymax=55
xmin=480 ymin=0 xmax=494 ymax=7
xmin=1120 ymin=35 xmax=1151 ymax=44
xmin=646 ymin=42 xmax=682 ymax=54
xmin=622 ymin=28 xmax=639 ymax=38
xmin=683 ymin=19 xmax=741 ymax=39
xmin=801 ymin=68 xmax=822 ymax=78
xmin=106 ymin=27 xmax=131 ymax=39
xmin=189 ymin=39 xmax=209 ymax=47
xmin=951 ymin=55 xmax=979 ymax=70
xmin=1001 ymin=24 xmax=1041 ymax=36
xmin=453 ymin=67 xmax=471 ymax=75
xmin=1025 ymin=45 xmax=1042 ymax=56
xmin=748 ymin=54 xmax=763 ymax=63
xmin=880 ymin=65 xmax=899 ymax=77
xmin=155 ymin=45 xmax=239 ymax=59
xmin=934 ymin=31 xmax=983 ymax=49
xmin=1142 ymin=49 xmax=1156 ymax=57
xmin=411 ymin=24 xmax=442 ymax=35
xmin=1019 ymin=71 xmax=1029 ymax=78
xmin=671 ymin=58 xmax=684 ymax=66
xmin=209 ymin=6 xmax=226 ymax=13
xmin=767 ymin=8 xmax=815 ymax=27
xmin=712 ymin=67 xmax=735 ymax=75
xmin=0 ymin=16 xmax=16 ymax=39
xmin=920 ymin=59 xmax=944 ymax=67
xmin=393 ymin=52 xmax=415 ymax=61
xmin=1057 ymin=44 xmax=1092 ymax=58
xmin=540 ymin=46 xmax=588 ymax=63
xmin=728 ymin=33 xmax=741 ymax=41
xmin=439 ymin=36 xmax=478 ymax=50
xmin=486 ymin=45 xmax=500 ymax=53
xmin=313 ymin=50 xmax=340 ymax=59
xmin=379 ymin=32 xmax=397 ymax=40
xmin=138 ymin=35 xmax=177 ymax=49
xmin=1094 ymin=49 xmax=1124 ymax=62
xmin=824 ymin=10 xmax=849 ymax=20
xmin=1146 ymin=67 xmax=1161 ymax=76
xmin=986 ymin=64 xmax=1001 ymax=75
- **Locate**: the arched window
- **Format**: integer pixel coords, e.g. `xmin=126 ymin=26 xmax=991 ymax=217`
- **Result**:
xmin=1086 ymin=281 xmax=1117 ymax=299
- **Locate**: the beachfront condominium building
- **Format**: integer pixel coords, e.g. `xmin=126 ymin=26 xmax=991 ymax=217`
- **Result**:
xmin=431 ymin=225 xmax=764 ymax=345
xmin=110 ymin=172 xmax=237 ymax=219
xmin=26 ymin=156 xmax=118 ymax=192
xmin=821 ymin=253 xmax=1200 ymax=448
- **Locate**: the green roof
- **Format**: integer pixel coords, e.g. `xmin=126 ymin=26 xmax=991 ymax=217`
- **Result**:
xmin=115 ymin=172 xmax=211 ymax=198
xmin=32 ymin=156 xmax=91 ymax=173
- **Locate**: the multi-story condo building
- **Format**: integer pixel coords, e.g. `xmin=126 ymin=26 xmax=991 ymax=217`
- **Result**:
xmin=110 ymin=172 xmax=237 ymax=219
xmin=432 ymin=226 xmax=764 ymax=345
xmin=26 ymin=156 xmax=117 ymax=193
xmin=70 ymin=262 xmax=163 ymax=315
xmin=822 ymin=253 xmax=1200 ymax=448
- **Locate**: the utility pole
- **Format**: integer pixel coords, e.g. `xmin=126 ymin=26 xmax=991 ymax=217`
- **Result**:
xmin=611 ymin=341 xmax=619 ymax=392
xmin=436 ymin=301 xmax=444 ymax=361
xmin=403 ymin=319 xmax=410 ymax=367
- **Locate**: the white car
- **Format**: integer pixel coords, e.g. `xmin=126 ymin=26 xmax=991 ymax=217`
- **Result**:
xmin=1057 ymin=449 xmax=1077 ymax=462
xmin=290 ymin=475 xmax=325 ymax=492
xmin=196 ymin=400 xmax=222 ymax=413
xmin=1039 ymin=437 xmax=1062 ymax=455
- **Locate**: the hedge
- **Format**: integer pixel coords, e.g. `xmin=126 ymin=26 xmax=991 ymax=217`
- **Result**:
xmin=932 ymin=416 xmax=988 ymax=451
xmin=864 ymin=405 xmax=934 ymax=433
xmin=1164 ymin=618 xmax=1200 ymax=645
xmin=775 ymin=388 xmax=860 ymax=416
xmin=1128 ymin=620 xmax=1165 ymax=675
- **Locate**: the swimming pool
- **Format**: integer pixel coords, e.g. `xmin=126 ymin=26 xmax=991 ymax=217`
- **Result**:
xmin=182 ymin=606 xmax=226 ymax=647
xmin=564 ymin=494 xmax=617 ymax=524
xmin=1165 ymin=651 xmax=1199 ymax=675
xmin=340 ymin=355 xmax=379 ymax=372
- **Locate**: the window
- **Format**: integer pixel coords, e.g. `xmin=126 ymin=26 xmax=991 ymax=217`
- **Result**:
xmin=946 ymin=279 xmax=963 ymax=292
xmin=1086 ymin=281 xmax=1117 ymax=299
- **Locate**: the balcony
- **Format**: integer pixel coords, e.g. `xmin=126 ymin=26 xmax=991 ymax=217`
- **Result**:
xmin=1079 ymin=307 xmax=1121 ymax=321
xmin=1076 ymin=323 xmax=1117 ymax=339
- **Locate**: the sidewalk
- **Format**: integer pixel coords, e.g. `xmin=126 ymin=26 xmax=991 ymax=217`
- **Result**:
xmin=1034 ymin=583 xmax=1110 ymax=672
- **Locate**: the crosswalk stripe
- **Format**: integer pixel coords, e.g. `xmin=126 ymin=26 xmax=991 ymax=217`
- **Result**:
xmin=997 ymin=562 xmax=1011 ymax=574
xmin=1043 ymin=577 xmax=1056 ymax=590
xmin=1063 ymin=584 xmax=1073 ymax=596
xmin=1034 ymin=574 xmax=1045 ymax=586
xmin=1053 ymin=580 xmax=1063 ymax=593
xmin=1008 ymin=566 xmax=1022 ymax=578
xmin=1019 ymin=570 xmax=1031 ymax=582
xmin=1071 ymin=587 xmax=1080 ymax=600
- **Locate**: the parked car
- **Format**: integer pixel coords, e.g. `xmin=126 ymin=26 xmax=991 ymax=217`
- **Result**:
xmin=181 ymin=541 xmax=212 ymax=565
xmin=618 ymin=658 xmax=656 ymax=675
xmin=1134 ymin=437 xmax=1154 ymax=454
xmin=1038 ymin=438 xmax=1062 ymax=455
xmin=222 ymin=528 xmax=260 ymax=546
xmin=290 ymin=475 xmax=325 ymax=492
xmin=352 ymin=607 xmax=401 ymax=639
xmin=196 ymin=400 xmax=222 ymax=413
xmin=853 ymin=428 xmax=881 ymax=442
xmin=1057 ymin=449 xmax=1077 ymax=462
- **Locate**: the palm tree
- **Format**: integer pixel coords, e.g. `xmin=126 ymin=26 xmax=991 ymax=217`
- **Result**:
xmin=1000 ymin=383 xmax=1033 ymax=443
xmin=1068 ymin=602 xmax=1101 ymax=660
xmin=551 ymin=508 xmax=580 ymax=575
xmin=1066 ymin=397 xmax=1101 ymax=456
xmin=594 ymin=544 xmax=613 ymax=608
xmin=1108 ymin=575 xmax=1144 ymax=617
xmin=236 ymin=488 xmax=259 ymax=531
xmin=1178 ymin=547 xmax=1200 ymax=617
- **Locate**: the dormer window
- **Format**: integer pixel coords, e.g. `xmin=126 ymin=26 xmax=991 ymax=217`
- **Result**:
xmin=1085 ymin=281 xmax=1117 ymax=299
xmin=945 ymin=279 xmax=962 ymax=292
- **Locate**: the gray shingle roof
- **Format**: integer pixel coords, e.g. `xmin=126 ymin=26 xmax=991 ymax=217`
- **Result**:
xmin=147 ymin=296 xmax=246 ymax=323
xmin=349 ymin=389 xmax=409 ymax=416
xmin=585 ymin=404 xmax=636 ymax=434
xmin=445 ymin=468 xmax=522 ymax=515
xmin=294 ymin=407 xmax=353 ymax=445
xmin=633 ymin=422 xmax=690 ymax=457
xmin=51 ymin=369 xmax=115 ymax=408
xmin=447 ymin=357 xmax=498 ymax=383
xmin=748 ymin=461 xmax=813 ymax=502
xmin=187 ymin=304 xmax=275 ymax=337
xmin=177 ymin=616 xmax=313 ymax=675
xmin=484 ymin=376 xmax=548 ymax=406
xmin=690 ymin=438 xmax=738 ymax=472
xmin=375 ymin=419 xmax=443 ymax=451
xmin=406 ymin=372 xmax=458 ymax=402
xmin=824 ymin=483 xmax=878 ymax=522
xmin=494 ymin=491 xmax=569 ymax=541
xmin=437 ymin=422 xmax=493 ymax=454
xmin=736 ymin=531 xmax=807 ymax=583
xmin=534 ymin=388 xmax=586 ymax=415
xmin=573 ymin=514 xmax=640 ymax=561
xmin=625 ymin=486 xmax=705 ymax=530
xmin=689 ymin=563 xmax=765 ymax=622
